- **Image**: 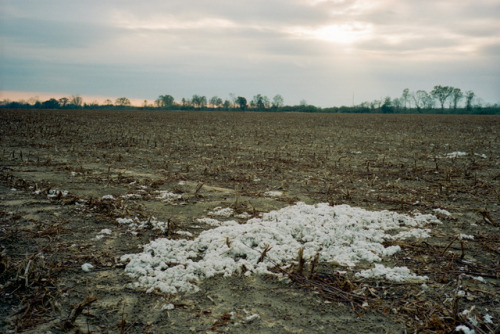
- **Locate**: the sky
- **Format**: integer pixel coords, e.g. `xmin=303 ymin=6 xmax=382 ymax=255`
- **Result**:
xmin=1 ymin=0 xmax=499 ymax=107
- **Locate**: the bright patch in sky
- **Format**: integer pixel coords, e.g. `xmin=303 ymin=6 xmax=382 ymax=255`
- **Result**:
xmin=293 ymin=23 xmax=373 ymax=44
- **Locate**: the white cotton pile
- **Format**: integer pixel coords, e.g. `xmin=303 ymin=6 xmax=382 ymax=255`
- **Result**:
xmin=121 ymin=202 xmax=440 ymax=294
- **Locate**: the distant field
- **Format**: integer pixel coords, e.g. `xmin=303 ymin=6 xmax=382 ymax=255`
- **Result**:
xmin=1 ymin=109 xmax=499 ymax=333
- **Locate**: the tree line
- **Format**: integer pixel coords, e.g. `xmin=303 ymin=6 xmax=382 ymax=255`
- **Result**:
xmin=1 ymin=86 xmax=498 ymax=114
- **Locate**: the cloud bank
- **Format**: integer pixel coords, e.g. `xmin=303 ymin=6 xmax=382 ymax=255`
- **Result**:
xmin=1 ymin=0 xmax=499 ymax=106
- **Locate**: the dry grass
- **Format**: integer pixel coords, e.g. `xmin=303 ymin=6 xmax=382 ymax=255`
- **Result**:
xmin=0 ymin=109 xmax=498 ymax=333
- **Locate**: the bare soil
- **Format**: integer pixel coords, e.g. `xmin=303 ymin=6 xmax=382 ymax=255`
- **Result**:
xmin=1 ymin=110 xmax=498 ymax=333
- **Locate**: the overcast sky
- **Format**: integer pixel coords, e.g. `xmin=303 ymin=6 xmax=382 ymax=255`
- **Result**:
xmin=1 ymin=0 xmax=499 ymax=107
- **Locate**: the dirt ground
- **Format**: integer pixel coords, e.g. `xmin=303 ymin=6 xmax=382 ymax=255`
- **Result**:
xmin=1 ymin=110 xmax=499 ymax=333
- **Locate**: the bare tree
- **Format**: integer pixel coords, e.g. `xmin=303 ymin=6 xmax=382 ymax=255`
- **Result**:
xmin=450 ymin=88 xmax=463 ymax=110
xmin=59 ymin=97 xmax=69 ymax=107
xmin=70 ymin=95 xmax=83 ymax=107
xmin=465 ymin=90 xmax=475 ymax=111
xmin=115 ymin=97 xmax=131 ymax=106
xmin=272 ymin=94 xmax=284 ymax=109
xmin=401 ymin=88 xmax=410 ymax=109
xmin=210 ymin=96 xmax=223 ymax=108
xmin=412 ymin=90 xmax=429 ymax=111
xmin=431 ymin=85 xmax=454 ymax=111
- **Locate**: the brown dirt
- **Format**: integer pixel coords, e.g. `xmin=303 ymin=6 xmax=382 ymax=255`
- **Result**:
xmin=1 ymin=110 xmax=498 ymax=333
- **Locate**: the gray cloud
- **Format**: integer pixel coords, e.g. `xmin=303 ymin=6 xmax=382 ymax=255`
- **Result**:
xmin=1 ymin=0 xmax=499 ymax=106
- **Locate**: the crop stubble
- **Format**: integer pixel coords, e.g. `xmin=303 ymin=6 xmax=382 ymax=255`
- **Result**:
xmin=0 ymin=110 xmax=498 ymax=333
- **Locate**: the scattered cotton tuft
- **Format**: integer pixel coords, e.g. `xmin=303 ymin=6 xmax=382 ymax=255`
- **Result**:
xmin=156 ymin=191 xmax=182 ymax=202
xmin=121 ymin=202 xmax=439 ymax=294
xmin=355 ymin=264 xmax=428 ymax=282
xmin=454 ymin=325 xmax=475 ymax=334
xmin=101 ymin=194 xmax=115 ymax=200
xmin=161 ymin=303 xmax=175 ymax=310
xmin=82 ymin=263 xmax=94 ymax=272
xmin=245 ymin=313 xmax=260 ymax=323
xmin=122 ymin=193 xmax=142 ymax=199
xmin=433 ymin=208 xmax=451 ymax=216
xmin=444 ymin=152 xmax=467 ymax=158
xmin=117 ymin=217 xmax=169 ymax=234
xmin=94 ymin=228 xmax=113 ymax=240
xmin=208 ymin=207 xmax=234 ymax=217
xmin=176 ymin=231 xmax=193 ymax=237
xmin=264 ymin=191 xmax=283 ymax=197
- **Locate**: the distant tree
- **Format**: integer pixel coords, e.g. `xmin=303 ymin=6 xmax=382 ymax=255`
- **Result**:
xmin=450 ymin=88 xmax=463 ymax=110
xmin=28 ymin=96 xmax=40 ymax=105
xmin=381 ymin=97 xmax=394 ymax=113
xmin=392 ymin=97 xmax=402 ymax=112
xmin=252 ymin=94 xmax=269 ymax=110
xmin=156 ymin=94 xmax=174 ymax=108
xmin=223 ymin=100 xmax=231 ymax=109
xmin=192 ymin=95 xmax=201 ymax=107
xmin=229 ymin=93 xmax=237 ymax=108
xmin=103 ymin=99 xmax=113 ymax=106
xmin=115 ymin=97 xmax=131 ymax=106
xmin=70 ymin=95 xmax=83 ymax=107
xmin=86 ymin=101 xmax=99 ymax=108
xmin=421 ymin=91 xmax=435 ymax=109
xmin=412 ymin=90 xmax=428 ymax=111
xmin=431 ymin=85 xmax=454 ymax=111
xmin=200 ymin=96 xmax=207 ymax=108
xmin=210 ymin=96 xmax=223 ymax=108
xmin=58 ymin=97 xmax=69 ymax=107
xmin=401 ymin=88 xmax=410 ymax=109
xmin=191 ymin=94 xmax=207 ymax=108
xmin=272 ymin=94 xmax=284 ymax=109
xmin=465 ymin=90 xmax=475 ymax=111
xmin=370 ymin=99 xmax=382 ymax=111
xmin=236 ymin=96 xmax=247 ymax=111
xmin=300 ymin=99 xmax=307 ymax=106
xmin=41 ymin=98 xmax=60 ymax=109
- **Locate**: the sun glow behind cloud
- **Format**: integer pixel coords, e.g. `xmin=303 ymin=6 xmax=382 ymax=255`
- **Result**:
xmin=291 ymin=22 xmax=373 ymax=45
